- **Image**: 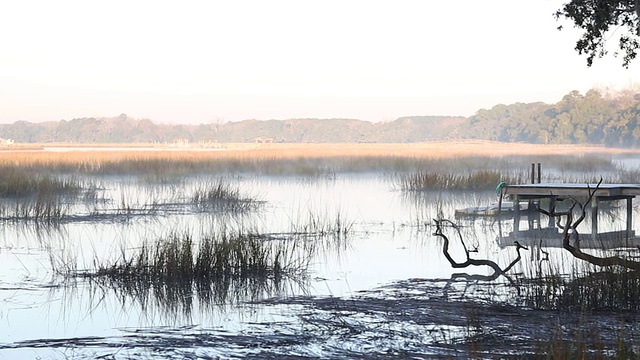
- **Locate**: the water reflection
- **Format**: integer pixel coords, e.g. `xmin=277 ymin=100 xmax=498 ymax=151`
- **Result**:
xmin=80 ymin=272 xmax=307 ymax=323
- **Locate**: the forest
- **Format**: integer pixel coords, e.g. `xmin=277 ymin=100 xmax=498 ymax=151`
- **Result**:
xmin=459 ymin=88 xmax=640 ymax=147
xmin=1 ymin=88 xmax=639 ymax=147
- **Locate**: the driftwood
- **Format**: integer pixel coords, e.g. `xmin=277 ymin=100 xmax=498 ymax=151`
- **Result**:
xmin=433 ymin=218 xmax=528 ymax=281
xmin=537 ymin=178 xmax=640 ymax=270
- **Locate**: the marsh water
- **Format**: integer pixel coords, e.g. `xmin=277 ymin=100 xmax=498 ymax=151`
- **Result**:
xmin=2 ymin=152 xmax=640 ymax=359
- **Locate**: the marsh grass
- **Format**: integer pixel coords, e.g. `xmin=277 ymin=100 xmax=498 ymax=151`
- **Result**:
xmin=544 ymin=266 xmax=640 ymax=312
xmin=449 ymin=264 xmax=640 ymax=358
xmin=58 ymin=207 xmax=354 ymax=315
xmin=0 ymin=168 xmax=82 ymax=198
xmin=0 ymin=143 xmax=631 ymax=179
xmin=11 ymin=193 xmax=67 ymax=223
xmin=81 ymin=207 xmax=354 ymax=282
xmin=397 ymin=169 xmax=528 ymax=191
xmin=518 ymin=252 xmax=640 ymax=312
xmin=290 ymin=209 xmax=354 ymax=238
xmin=532 ymin=322 xmax=636 ymax=359
xmin=394 ymin=152 xmax=638 ymax=192
xmin=0 ymin=168 xmax=91 ymax=223
xmin=191 ymin=179 xmax=261 ymax=213
xmin=76 ymin=230 xmax=310 ymax=319
xmin=281 ymin=209 xmax=355 ymax=260
xmin=87 ymin=229 xmax=307 ymax=282
xmin=514 ymin=263 xmax=640 ymax=357
xmin=68 ymin=226 xmax=313 ymax=311
xmin=0 ymin=146 xmax=634 ymax=210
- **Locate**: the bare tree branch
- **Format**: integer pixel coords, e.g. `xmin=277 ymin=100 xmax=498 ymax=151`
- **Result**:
xmin=542 ymin=179 xmax=640 ymax=270
xmin=432 ymin=219 xmax=527 ymax=280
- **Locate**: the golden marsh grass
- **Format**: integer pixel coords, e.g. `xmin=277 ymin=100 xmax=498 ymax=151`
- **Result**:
xmin=1 ymin=141 xmax=635 ymax=168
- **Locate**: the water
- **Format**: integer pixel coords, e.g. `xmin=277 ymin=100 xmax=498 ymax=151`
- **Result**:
xmin=1 ymin=166 xmax=639 ymax=358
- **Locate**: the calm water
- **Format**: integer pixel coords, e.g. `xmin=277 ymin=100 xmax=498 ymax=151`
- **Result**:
xmin=1 ymin=163 xmax=639 ymax=358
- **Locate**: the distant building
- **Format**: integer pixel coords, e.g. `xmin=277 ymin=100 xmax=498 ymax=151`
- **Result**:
xmin=198 ymin=140 xmax=222 ymax=148
xmin=254 ymin=137 xmax=273 ymax=143
xmin=0 ymin=138 xmax=15 ymax=147
xmin=172 ymin=138 xmax=190 ymax=147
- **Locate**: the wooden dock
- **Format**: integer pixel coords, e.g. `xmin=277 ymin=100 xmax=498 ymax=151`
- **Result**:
xmin=501 ymin=183 xmax=640 ymax=237
xmin=503 ymin=183 xmax=640 ymax=198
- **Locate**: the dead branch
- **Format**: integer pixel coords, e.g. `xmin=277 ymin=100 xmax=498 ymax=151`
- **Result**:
xmin=433 ymin=219 xmax=528 ymax=280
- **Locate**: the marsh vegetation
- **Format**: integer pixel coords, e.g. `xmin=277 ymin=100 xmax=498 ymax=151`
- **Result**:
xmin=2 ymin=142 xmax=640 ymax=358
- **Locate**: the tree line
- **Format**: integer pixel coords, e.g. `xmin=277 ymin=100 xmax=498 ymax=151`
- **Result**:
xmin=0 ymin=89 xmax=639 ymax=146
xmin=458 ymin=89 xmax=640 ymax=147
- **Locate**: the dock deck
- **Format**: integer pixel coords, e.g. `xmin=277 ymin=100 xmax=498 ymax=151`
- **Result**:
xmin=503 ymin=183 xmax=640 ymax=198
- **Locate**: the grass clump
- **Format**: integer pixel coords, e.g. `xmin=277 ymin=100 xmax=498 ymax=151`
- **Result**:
xmin=397 ymin=169 xmax=527 ymax=191
xmin=191 ymin=179 xmax=261 ymax=213
xmin=291 ymin=210 xmax=354 ymax=238
xmin=0 ymin=169 xmax=82 ymax=223
xmin=9 ymin=193 xmax=67 ymax=223
xmin=87 ymin=229 xmax=307 ymax=284
xmin=71 ymin=228 xmax=310 ymax=312
xmin=519 ymin=264 xmax=640 ymax=312
xmin=63 ymin=210 xmax=354 ymax=311
xmin=558 ymin=268 xmax=640 ymax=312
xmin=0 ymin=168 xmax=81 ymax=198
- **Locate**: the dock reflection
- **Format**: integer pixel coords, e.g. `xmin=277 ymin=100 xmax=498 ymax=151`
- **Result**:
xmin=496 ymin=210 xmax=639 ymax=250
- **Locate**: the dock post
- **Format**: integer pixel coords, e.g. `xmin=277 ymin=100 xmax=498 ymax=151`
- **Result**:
xmin=514 ymin=195 xmax=520 ymax=234
xmin=548 ymin=197 xmax=555 ymax=228
xmin=627 ymin=197 xmax=633 ymax=236
xmin=530 ymin=163 xmax=535 ymax=184
xmin=529 ymin=163 xmax=535 ymax=212
xmin=591 ymin=196 xmax=599 ymax=238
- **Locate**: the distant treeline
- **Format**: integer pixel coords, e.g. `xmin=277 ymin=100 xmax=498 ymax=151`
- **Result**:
xmin=0 ymin=114 xmax=466 ymax=144
xmin=1 ymin=88 xmax=639 ymax=146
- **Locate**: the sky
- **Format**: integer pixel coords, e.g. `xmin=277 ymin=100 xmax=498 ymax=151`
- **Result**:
xmin=0 ymin=0 xmax=638 ymax=124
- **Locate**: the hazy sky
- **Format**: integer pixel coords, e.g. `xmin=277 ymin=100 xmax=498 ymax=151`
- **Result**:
xmin=0 ymin=1 xmax=638 ymax=124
